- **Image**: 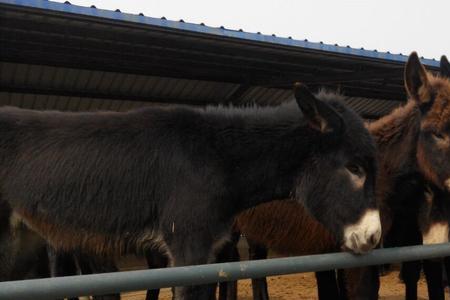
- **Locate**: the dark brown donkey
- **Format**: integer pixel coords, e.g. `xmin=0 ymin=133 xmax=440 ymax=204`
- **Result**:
xmin=0 ymin=197 xmax=118 ymax=300
xmin=217 ymin=52 xmax=450 ymax=300
xmin=0 ymin=83 xmax=380 ymax=300
xmin=394 ymin=55 xmax=450 ymax=300
xmin=0 ymin=199 xmax=49 ymax=282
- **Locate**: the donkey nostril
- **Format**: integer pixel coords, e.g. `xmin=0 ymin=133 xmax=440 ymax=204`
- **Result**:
xmin=369 ymin=232 xmax=380 ymax=247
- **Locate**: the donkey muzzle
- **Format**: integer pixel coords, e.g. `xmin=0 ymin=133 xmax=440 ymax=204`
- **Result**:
xmin=341 ymin=209 xmax=382 ymax=254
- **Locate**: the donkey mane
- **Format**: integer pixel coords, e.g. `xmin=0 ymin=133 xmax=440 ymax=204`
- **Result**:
xmin=367 ymin=101 xmax=420 ymax=146
xmin=0 ymin=90 xmax=347 ymax=129
xmin=204 ymin=89 xmax=347 ymax=123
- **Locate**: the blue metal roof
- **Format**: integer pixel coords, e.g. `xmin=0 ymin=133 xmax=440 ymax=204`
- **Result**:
xmin=0 ymin=0 xmax=440 ymax=68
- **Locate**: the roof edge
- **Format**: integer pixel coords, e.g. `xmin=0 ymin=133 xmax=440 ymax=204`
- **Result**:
xmin=0 ymin=0 xmax=440 ymax=68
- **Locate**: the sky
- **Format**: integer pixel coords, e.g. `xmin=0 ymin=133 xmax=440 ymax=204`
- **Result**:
xmin=53 ymin=0 xmax=448 ymax=60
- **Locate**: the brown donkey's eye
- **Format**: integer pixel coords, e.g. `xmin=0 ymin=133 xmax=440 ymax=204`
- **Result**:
xmin=432 ymin=132 xmax=446 ymax=141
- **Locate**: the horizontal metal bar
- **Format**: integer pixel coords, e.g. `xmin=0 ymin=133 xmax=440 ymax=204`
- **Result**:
xmin=1 ymin=243 xmax=450 ymax=300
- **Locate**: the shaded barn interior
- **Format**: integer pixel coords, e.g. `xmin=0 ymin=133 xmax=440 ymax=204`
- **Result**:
xmin=0 ymin=0 xmax=441 ymax=119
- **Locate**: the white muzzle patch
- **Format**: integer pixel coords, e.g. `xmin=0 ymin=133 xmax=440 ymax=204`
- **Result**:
xmin=342 ymin=209 xmax=382 ymax=254
xmin=423 ymin=222 xmax=449 ymax=245
xmin=445 ymin=178 xmax=450 ymax=192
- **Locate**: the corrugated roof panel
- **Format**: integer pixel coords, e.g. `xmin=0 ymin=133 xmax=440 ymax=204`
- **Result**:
xmin=344 ymin=97 xmax=402 ymax=117
xmin=97 ymin=72 xmax=116 ymax=92
xmin=38 ymin=65 xmax=58 ymax=87
xmin=119 ymin=74 xmax=138 ymax=94
xmin=238 ymin=87 xmax=258 ymax=103
xmin=178 ymin=80 xmax=201 ymax=99
xmin=65 ymin=96 xmax=80 ymax=111
xmin=44 ymin=95 xmax=56 ymax=110
xmin=108 ymin=73 xmax=125 ymax=93
xmin=240 ymin=87 xmax=269 ymax=104
xmin=272 ymin=89 xmax=292 ymax=104
xmin=137 ymin=77 xmax=159 ymax=96
xmin=73 ymin=69 xmax=92 ymax=91
xmin=0 ymin=93 xmax=11 ymax=106
xmin=108 ymin=100 xmax=123 ymax=111
xmin=168 ymin=78 xmax=190 ymax=98
xmin=201 ymin=82 xmax=221 ymax=100
xmin=130 ymin=76 xmax=152 ymax=96
xmin=76 ymin=98 xmax=91 ymax=111
xmin=20 ymin=93 xmax=34 ymax=109
xmin=60 ymin=68 xmax=77 ymax=90
xmin=117 ymin=101 xmax=133 ymax=112
xmin=250 ymin=88 xmax=275 ymax=105
xmin=13 ymin=64 xmax=29 ymax=86
xmin=31 ymin=95 xmax=48 ymax=110
xmin=54 ymin=68 xmax=68 ymax=89
xmin=0 ymin=0 xmax=438 ymax=67
xmin=53 ymin=96 xmax=67 ymax=111
xmin=25 ymin=65 xmax=42 ymax=86
xmin=193 ymin=81 xmax=210 ymax=98
xmin=85 ymin=98 xmax=102 ymax=111
xmin=0 ymin=63 xmax=9 ymax=85
xmin=89 ymin=71 xmax=107 ymax=91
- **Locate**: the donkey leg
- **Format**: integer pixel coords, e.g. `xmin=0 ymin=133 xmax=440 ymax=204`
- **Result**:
xmin=247 ymin=240 xmax=269 ymax=300
xmin=423 ymin=259 xmax=445 ymax=300
xmin=217 ymin=232 xmax=240 ymax=300
xmin=401 ymin=260 xmax=421 ymax=300
xmin=47 ymin=246 xmax=79 ymax=300
xmin=145 ymin=248 xmax=169 ymax=300
xmin=34 ymin=245 xmax=51 ymax=278
xmin=337 ymin=267 xmax=379 ymax=300
xmin=169 ymin=235 xmax=220 ymax=300
xmin=75 ymin=253 xmax=121 ymax=300
xmin=315 ymin=270 xmax=339 ymax=300
xmin=444 ymin=257 xmax=450 ymax=289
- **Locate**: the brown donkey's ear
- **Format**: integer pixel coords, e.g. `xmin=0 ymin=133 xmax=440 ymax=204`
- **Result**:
xmin=405 ymin=52 xmax=432 ymax=104
xmin=440 ymin=55 xmax=450 ymax=79
xmin=294 ymin=82 xmax=344 ymax=134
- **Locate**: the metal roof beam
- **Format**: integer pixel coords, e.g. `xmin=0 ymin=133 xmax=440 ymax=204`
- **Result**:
xmin=0 ymin=84 xmax=223 ymax=106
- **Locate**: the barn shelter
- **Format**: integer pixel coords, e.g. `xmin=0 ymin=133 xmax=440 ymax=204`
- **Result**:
xmin=0 ymin=0 xmax=441 ymax=119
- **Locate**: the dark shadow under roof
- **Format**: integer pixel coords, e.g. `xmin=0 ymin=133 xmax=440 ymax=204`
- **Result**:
xmin=0 ymin=0 xmax=439 ymax=117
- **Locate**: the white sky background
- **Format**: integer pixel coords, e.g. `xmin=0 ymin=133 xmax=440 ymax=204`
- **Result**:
xmin=54 ymin=0 xmax=448 ymax=60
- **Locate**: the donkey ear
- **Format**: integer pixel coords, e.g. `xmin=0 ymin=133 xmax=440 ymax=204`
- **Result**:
xmin=294 ymin=83 xmax=344 ymax=134
xmin=440 ymin=55 xmax=450 ymax=79
xmin=405 ymin=52 xmax=432 ymax=104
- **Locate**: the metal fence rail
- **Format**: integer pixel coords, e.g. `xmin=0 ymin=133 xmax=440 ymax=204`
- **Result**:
xmin=1 ymin=243 xmax=450 ymax=300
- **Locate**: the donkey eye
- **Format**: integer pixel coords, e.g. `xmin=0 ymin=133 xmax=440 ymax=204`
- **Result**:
xmin=432 ymin=132 xmax=446 ymax=141
xmin=346 ymin=163 xmax=363 ymax=176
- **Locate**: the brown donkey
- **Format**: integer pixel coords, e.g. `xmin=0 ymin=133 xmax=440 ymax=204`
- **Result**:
xmin=401 ymin=55 xmax=450 ymax=300
xmin=220 ymin=52 xmax=450 ymax=300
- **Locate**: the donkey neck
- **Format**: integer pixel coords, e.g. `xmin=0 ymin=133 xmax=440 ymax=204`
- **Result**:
xmin=368 ymin=101 xmax=422 ymax=175
xmin=214 ymin=116 xmax=331 ymax=210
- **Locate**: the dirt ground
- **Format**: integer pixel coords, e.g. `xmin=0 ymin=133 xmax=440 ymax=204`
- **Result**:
xmin=119 ymin=270 xmax=449 ymax=300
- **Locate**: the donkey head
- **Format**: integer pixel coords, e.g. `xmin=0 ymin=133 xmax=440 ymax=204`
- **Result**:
xmin=293 ymin=83 xmax=381 ymax=254
xmin=405 ymin=52 xmax=450 ymax=191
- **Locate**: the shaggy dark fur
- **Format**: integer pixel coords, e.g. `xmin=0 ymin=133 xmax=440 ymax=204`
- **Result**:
xmin=0 ymin=84 xmax=378 ymax=299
